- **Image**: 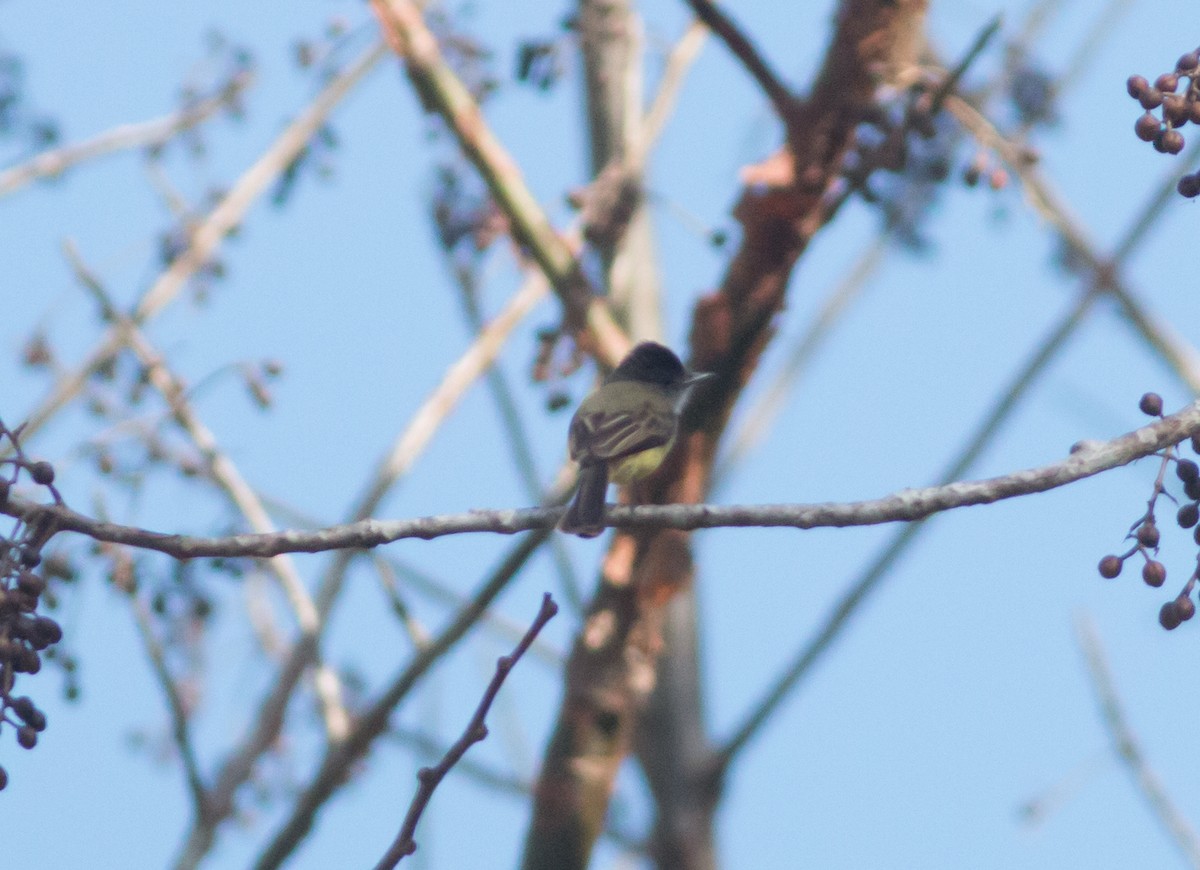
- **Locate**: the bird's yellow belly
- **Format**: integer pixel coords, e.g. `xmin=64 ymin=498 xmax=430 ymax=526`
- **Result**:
xmin=609 ymin=441 xmax=673 ymax=484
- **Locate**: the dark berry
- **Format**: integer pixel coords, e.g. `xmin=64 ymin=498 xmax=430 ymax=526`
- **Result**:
xmin=1143 ymin=560 xmax=1168 ymax=587
xmin=1177 ymin=596 xmax=1197 ymax=621
xmin=1137 ymin=522 xmax=1160 ymax=548
xmin=1178 ymin=51 xmax=1200 ymax=73
xmin=1137 ymin=559 xmax=1166 ymax=588
xmin=29 ymin=461 xmax=55 ymax=485
xmin=1177 ymin=459 xmax=1200 ymax=483
xmin=1156 ymin=73 xmax=1180 ymax=93
xmin=1179 ymin=174 xmax=1200 ymax=199
xmin=0 ymin=766 xmax=6 ymax=791
xmin=16 ymin=727 xmax=36 ymax=750
xmin=1164 ymin=95 xmax=1190 ymax=127
xmin=1127 ymin=74 xmax=1150 ymax=98
xmin=1179 ymin=503 xmax=1199 ymax=528
xmin=1139 ymin=88 xmax=1164 ymax=110
xmin=1160 ymin=601 xmax=1183 ymax=630
xmin=1161 ymin=129 xmax=1186 ymax=154
xmin=1098 ymin=555 xmax=1123 ymax=578
xmin=17 ymin=571 xmax=45 ymax=596
xmin=1139 ymin=392 xmax=1164 ymax=416
xmin=34 ymin=616 xmax=62 ymax=646
xmin=1135 ymin=112 xmax=1161 ymax=142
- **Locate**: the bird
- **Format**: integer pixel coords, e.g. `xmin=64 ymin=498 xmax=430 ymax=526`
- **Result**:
xmin=559 ymin=341 xmax=712 ymax=537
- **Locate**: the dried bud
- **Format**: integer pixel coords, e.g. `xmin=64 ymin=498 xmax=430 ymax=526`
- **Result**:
xmin=1139 ymin=392 xmax=1164 ymax=416
xmin=1098 ymin=555 xmax=1123 ymax=579
xmin=1142 ymin=560 xmax=1168 ymax=587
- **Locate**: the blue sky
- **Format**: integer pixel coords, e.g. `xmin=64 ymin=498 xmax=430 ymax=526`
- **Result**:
xmin=4 ymin=1 xmax=1200 ymax=868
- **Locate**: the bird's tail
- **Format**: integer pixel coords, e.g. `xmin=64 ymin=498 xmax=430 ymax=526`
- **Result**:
xmin=559 ymin=464 xmax=608 ymax=538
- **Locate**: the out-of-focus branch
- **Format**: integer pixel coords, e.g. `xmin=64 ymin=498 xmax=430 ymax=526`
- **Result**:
xmin=372 ymin=594 xmax=558 ymax=869
xmin=683 ymin=0 xmax=794 ymax=122
xmin=13 ymin=39 xmax=387 ymax=451
xmin=369 ymin=0 xmax=628 ymax=363
xmin=947 ymin=98 xmax=1200 ymax=393
xmin=1077 ymin=617 xmax=1200 ymax=867
xmin=345 ymin=268 xmax=550 ymax=528
xmin=0 ymin=70 xmax=254 ymax=198
xmin=128 ymin=591 xmax=208 ymax=819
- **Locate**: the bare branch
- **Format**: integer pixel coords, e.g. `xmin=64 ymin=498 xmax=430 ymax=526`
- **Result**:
xmin=372 ymin=594 xmax=558 ymax=868
xmin=5 ymin=400 xmax=1198 ymax=557
xmin=0 ymin=70 xmax=254 ymax=199
xmin=1077 ymin=617 xmax=1200 ymax=867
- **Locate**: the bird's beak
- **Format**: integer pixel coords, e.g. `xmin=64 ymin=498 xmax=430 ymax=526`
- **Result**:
xmin=684 ymin=371 xmax=715 ymax=387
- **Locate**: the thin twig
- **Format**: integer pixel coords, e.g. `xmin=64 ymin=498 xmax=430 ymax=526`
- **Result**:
xmin=0 ymin=71 xmax=254 ymax=198
xmin=128 ymin=592 xmax=209 ymax=818
xmin=373 ymin=593 xmax=558 ymax=868
xmin=1077 ymin=616 xmax=1200 ymax=867
xmin=7 ymin=398 xmax=1200 ymax=557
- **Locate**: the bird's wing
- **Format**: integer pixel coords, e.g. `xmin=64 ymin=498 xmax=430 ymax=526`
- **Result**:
xmin=569 ymin=401 xmax=675 ymax=464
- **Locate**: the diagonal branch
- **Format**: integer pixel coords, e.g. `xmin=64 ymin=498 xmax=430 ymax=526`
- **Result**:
xmin=372 ymin=593 xmax=558 ymax=869
xmin=1077 ymin=617 xmax=1200 ymax=867
xmin=683 ymin=0 xmax=794 ymax=122
xmin=0 ymin=70 xmax=254 ymax=199
xmin=369 ymin=0 xmax=628 ymax=363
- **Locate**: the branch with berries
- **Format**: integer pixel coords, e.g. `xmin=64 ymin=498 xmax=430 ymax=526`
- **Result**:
xmin=1126 ymin=46 xmax=1200 ymax=197
xmin=1097 ymin=393 xmax=1200 ymax=629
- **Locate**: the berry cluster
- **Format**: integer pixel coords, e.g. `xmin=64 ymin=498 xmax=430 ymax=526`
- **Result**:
xmin=0 ymin=420 xmax=65 ymax=790
xmin=1097 ymin=393 xmax=1200 ymax=630
xmin=1126 ymin=47 xmax=1200 ymax=197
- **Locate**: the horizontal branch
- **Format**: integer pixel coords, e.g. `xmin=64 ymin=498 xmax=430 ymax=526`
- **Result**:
xmin=6 ymin=400 xmax=1198 ymax=558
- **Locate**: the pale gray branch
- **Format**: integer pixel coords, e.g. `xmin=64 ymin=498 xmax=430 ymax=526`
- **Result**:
xmin=7 ymin=400 xmax=1199 ymax=558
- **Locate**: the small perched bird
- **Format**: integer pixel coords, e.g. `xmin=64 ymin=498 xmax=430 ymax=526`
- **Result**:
xmin=559 ymin=342 xmax=712 ymax=538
